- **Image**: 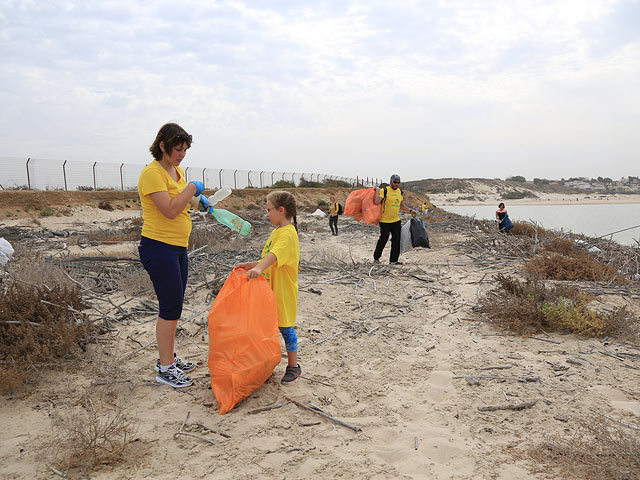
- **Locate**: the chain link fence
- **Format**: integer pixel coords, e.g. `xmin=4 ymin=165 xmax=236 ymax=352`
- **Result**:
xmin=0 ymin=157 xmax=384 ymax=191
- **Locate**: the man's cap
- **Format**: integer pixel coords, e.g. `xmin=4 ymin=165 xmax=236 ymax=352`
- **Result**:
xmin=390 ymin=174 xmax=401 ymax=182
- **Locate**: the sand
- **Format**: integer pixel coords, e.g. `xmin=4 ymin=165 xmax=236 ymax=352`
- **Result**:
xmin=430 ymin=192 xmax=640 ymax=206
xmin=1 ymin=205 xmax=639 ymax=479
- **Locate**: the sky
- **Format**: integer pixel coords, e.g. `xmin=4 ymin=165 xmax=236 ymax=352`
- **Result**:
xmin=1 ymin=0 xmax=639 ymax=182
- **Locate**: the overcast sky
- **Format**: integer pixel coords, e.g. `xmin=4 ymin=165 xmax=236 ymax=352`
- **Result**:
xmin=1 ymin=0 xmax=639 ymax=182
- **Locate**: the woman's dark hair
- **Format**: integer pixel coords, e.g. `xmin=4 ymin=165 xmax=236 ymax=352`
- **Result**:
xmin=498 ymin=202 xmax=505 ymax=209
xmin=267 ymin=190 xmax=297 ymax=231
xmin=149 ymin=123 xmax=192 ymax=160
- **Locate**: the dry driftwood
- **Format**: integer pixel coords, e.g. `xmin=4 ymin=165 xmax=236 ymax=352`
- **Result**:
xmin=285 ymin=397 xmax=362 ymax=432
xmin=477 ymin=400 xmax=537 ymax=412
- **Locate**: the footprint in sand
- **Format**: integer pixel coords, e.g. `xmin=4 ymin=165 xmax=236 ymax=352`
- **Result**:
xmin=424 ymin=370 xmax=454 ymax=403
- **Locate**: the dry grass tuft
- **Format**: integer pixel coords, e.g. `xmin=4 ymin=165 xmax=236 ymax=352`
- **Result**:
xmin=0 ymin=283 xmax=90 ymax=393
xmin=478 ymin=274 xmax=634 ymax=338
xmin=509 ymin=221 xmax=540 ymax=238
xmin=528 ymin=416 xmax=640 ymax=480
xmin=97 ymin=201 xmax=114 ymax=211
xmin=544 ymin=236 xmax=575 ymax=255
xmin=48 ymin=394 xmax=139 ymax=471
xmin=525 ymin=252 xmax=621 ymax=283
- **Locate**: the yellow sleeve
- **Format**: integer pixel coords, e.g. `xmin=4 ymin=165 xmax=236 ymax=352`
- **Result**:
xmin=139 ymin=167 xmax=168 ymax=196
xmin=269 ymin=229 xmax=296 ymax=268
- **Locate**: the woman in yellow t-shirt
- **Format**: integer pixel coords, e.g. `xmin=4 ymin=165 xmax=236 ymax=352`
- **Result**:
xmin=236 ymin=191 xmax=302 ymax=384
xmin=138 ymin=123 xmax=204 ymax=389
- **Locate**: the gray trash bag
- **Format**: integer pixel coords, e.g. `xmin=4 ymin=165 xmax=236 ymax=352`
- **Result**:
xmin=400 ymin=220 xmax=413 ymax=254
xmin=410 ymin=217 xmax=430 ymax=248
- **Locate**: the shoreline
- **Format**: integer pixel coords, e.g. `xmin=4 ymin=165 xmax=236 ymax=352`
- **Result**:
xmin=429 ymin=193 xmax=640 ymax=207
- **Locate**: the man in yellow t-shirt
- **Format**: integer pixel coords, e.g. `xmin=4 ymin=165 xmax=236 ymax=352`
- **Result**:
xmin=373 ymin=174 xmax=416 ymax=265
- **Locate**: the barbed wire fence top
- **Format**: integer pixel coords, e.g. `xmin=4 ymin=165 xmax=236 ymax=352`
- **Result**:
xmin=0 ymin=157 xmax=388 ymax=191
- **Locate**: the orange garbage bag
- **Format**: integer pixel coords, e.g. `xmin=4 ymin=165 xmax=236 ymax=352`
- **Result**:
xmin=208 ymin=268 xmax=281 ymax=414
xmin=345 ymin=188 xmax=382 ymax=225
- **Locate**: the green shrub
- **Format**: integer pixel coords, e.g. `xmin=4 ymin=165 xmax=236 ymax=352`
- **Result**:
xmin=270 ymin=180 xmax=295 ymax=188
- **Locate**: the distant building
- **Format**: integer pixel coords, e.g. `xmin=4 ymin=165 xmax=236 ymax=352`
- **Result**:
xmin=565 ymin=180 xmax=594 ymax=190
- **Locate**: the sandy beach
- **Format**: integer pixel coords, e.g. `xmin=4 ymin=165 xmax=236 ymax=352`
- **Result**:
xmin=1 ymin=195 xmax=639 ymax=479
xmin=430 ymin=192 xmax=640 ymax=206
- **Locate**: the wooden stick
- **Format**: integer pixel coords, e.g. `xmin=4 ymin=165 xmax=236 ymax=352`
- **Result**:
xmin=530 ymin=337 xmax=561 ymax=345
xmin=120 ymin=339 xmax=157 ymax=361
xmin=300 ymin=376 xmax=334 ymax=387
xmin=1 ymin=320 xmax=41 ymax=327
xmin=174 ymin=431 xmax=215 ymax=444
xmin=592 ymin=410 xmax=640 ymax=432
xmin=285 ymin=397 xmax=362 ymax=432
xmin=248 ymin=402 xmax=288 ymax=415
xmin=314 ymin=330 xmax=345 ymax=345
xmin=48 ymin=465 xmax=68 ymax=478
xmin=478 ymin=400 xmax=537 ymax=412
xmin=478 ymin=364 xmax=513 ymax=371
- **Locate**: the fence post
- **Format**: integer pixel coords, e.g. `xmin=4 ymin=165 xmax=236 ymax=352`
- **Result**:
xmin=184 ymin=166 xmax=189 ymax=182
xmin=26 ymin=158 xmax=31 ymax=190
xmin=63 ymin=160 xmax=68 ymax=191
xmin=219 ymin=169 xmax=223 ymax=189
xmin=248 ymin=170 xmax=252 ymax=188
xmin=233 ymin=169 xmax=238 ymax=190
xmin=203 ymin=168 xmax=206 ymax=189
xmin=260 ymin=171 xmax=264 ymax=188
xmin=119 ymin=163 xmax=124 ymax=190
xmin=271 ymin=172 xmax=275 ymax=186
xmin=92 ymin=162 xmax=97 ymax=191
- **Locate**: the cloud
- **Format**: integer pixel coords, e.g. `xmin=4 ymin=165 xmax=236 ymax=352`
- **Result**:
xmin=0 ymin=0 xmax=638 ymax=180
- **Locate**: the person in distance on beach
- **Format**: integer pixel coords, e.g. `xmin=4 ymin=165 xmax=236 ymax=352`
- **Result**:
xmin=496 ymin=202 xmax=513 ymax=233
xmin=236 ymin=191 xmax=302 ymax=384
xmin=328 ymin=194 xmax=339 ymax=236
xmin=373 ymin=174 xmax=416 ymax=265
xmin=138 ymin=122 xmax=203 ymax=388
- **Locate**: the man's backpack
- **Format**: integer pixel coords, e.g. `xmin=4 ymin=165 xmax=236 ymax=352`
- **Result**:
xmin=337 ymin=204 xmax=343 ymax=215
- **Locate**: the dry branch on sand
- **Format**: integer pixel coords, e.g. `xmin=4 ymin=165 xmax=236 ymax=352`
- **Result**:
xmin=528 ymin=416 xmax=640 ymax=480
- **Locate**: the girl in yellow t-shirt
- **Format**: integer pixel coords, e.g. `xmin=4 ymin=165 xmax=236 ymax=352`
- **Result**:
xmin=138 ymin=123 xmax=204 ymax=389
xmin=236 ymin=191 xmax=301 ymax=384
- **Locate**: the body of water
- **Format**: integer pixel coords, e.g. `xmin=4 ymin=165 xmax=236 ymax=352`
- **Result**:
xmin=441 ymin=203 xmax=640 ymax=246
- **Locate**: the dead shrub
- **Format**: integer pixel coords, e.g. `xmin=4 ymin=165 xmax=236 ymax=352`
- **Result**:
xmin=0 ymin=283 xmax=90 ymax=393
xmin=478 ymin=274 xmax=634 ymax=338
xmin=115 ymin=267 xmax=153 ymax=296
xmin=9 ymin=252 xmax=77 ymax=289
xmin=528 ymin=416 xmax=640 ymax=480
xmin=544 ymin=236 xmax=575 ymax=255
xmin=509 ymin=221 xmax=538 ymax=238
xmin=48 ymin=396 xmax=138 ymax=471
xmin=526 ymin=252 xmax=620 ymax=283
xmin=86 ymin=219 xmax=142 ymax=243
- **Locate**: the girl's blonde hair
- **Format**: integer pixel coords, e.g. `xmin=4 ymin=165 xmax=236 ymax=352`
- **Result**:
xmin=267 ymin=190 xmax=297 ymax=230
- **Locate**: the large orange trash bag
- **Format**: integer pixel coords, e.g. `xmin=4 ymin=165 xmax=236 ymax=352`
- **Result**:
xmin=344 ymin=188 xmax=382 ymax=225
xmin=208 ymin=268 xmax=281 ymax=414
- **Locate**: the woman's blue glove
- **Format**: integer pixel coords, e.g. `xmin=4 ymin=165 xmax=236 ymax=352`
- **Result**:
xmin=198 ymin=195 xmax=209 ymax=212
xmin=190 ymin=180 xmax=204 ymax=197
